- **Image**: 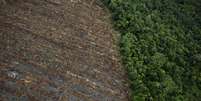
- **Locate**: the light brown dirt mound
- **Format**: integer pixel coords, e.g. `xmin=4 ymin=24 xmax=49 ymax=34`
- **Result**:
xmin=0 ymin=0 xmax=128 ymax=101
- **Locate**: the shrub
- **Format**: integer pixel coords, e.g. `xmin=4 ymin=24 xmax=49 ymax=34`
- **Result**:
xmin=103 ymin=0 xmax=201 ymax=100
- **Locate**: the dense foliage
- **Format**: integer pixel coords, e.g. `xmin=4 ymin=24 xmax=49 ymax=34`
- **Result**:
xmin=103 ymin=0 xmax=201 ymax=100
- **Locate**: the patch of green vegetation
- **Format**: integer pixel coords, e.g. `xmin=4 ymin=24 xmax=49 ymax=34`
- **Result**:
xmin=103 ymin=0 xmax=201 ymax=100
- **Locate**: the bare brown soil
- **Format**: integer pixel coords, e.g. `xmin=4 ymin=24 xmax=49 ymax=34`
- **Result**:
xmin=0 ymin=0 xmax=128 ymax=101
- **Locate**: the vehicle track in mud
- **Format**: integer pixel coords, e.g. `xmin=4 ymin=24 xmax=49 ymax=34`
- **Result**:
xmin=0 ymin=0 xmax=128 ymax=101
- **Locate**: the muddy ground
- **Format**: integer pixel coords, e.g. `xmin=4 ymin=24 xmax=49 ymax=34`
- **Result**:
xmin=0 ymin=0 xmax=128 ymax=101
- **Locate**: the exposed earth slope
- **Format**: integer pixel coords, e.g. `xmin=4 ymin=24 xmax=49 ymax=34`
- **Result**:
xmin=0 ymin=0 xmax=128 ymax=101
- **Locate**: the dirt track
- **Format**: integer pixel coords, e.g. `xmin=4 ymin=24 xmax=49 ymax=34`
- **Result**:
xmin=0 ymin=0 xmax=128 ymax=101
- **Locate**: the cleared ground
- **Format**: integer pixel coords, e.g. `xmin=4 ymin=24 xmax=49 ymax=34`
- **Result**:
xmin=0 ymin=0 xmax=128 ymax=101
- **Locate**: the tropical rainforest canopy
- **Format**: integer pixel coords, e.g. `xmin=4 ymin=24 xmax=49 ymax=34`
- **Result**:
xmin=103 ymin=0 xmax=201 ymax=100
